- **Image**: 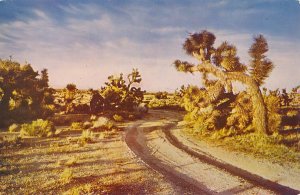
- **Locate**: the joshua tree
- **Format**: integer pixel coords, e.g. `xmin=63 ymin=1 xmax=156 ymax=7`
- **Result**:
xmin=100 ymin=69 xmax=145 ymax=110
xmin=64 ymin=83 xmax=77 ymax=113
xmin=174 ymin=31 xmax=274 ymax=134
xmin=65 ymin=83 xmax=77 ymax=103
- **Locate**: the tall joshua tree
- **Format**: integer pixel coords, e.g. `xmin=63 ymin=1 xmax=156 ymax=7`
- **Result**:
xmin=174 ymin=31 xmax=274 ymax=134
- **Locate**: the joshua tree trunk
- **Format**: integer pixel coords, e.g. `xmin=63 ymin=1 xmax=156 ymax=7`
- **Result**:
xmin=191 ymin=62 xmax=269 ymax=134
xmin=247 ymin=80 xmax=268 ymax=134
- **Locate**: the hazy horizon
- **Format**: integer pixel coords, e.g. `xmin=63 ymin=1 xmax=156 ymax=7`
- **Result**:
xmin=1 ymin=0 xmax=299 ymax=92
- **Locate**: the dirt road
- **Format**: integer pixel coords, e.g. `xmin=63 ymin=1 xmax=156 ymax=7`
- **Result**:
xmin=125 ymin=110 xmax=300 ymax=195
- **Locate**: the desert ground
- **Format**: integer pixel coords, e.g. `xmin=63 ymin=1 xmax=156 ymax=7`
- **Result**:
xmin=1 ymin=110 xmax=299 ymax=194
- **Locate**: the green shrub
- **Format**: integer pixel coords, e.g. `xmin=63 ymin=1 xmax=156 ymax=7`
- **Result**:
xmin=148 ymin=98 xmax=181 ymax=110
xmin=8 ymin=123 xmax=21 ymax=132
xmin=70 ymin=122 xmax=83 ymax=130
xmin=113 ymin=114 xmax=124 ymax=122
xmin=78 ymin=130 xmax=94 ymax=146
xmin=20 ymin=119 xmax=56 ymax=137
xmin=264 ymin=94 xmax=282 ymax=133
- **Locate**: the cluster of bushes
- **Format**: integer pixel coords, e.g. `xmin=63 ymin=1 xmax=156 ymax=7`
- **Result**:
xmin=0 ymin=59 xmax=55 ymax=127
xmin=69 ymin=115 xmax=121 ymax=146
xmin=180 ymin=85 xmax=284 ymax=137
xmin=9 ymin=119 xmax=56 ymax=137
xmin=20 ymin=119 xmax=56 ymax=137
xmin=148 ymin=97 xmax=182 ymax=110
xmin=147 ymin=91 xmax=182 ymax=110
xmin=52 ymin=69 xmax=147 ymax=119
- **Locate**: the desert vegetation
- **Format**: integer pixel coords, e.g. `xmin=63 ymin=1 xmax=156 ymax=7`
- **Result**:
xmin=0 ymin=59 xmax=55 ymax=127
xmin=174 ymin=31 xmax=300 ymax=164
xmin=0 ymin=30 xmax=299 ymax=194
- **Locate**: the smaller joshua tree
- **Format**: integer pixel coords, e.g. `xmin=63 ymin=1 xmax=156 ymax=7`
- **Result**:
xmin=64 ymin=83 xmax=77 ymax=113
xmin=174 ymin=31 xmax=274 ymax=134
xmin=100 ymin=69 xmax=145 ymax=111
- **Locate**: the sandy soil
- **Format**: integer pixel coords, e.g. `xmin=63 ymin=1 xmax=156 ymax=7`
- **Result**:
xmin=0 ymin=124 xmax=178 ymax=194
xmin=172 ymin=126 xmax=300 ymax=192
xmin=125 ymin=110 xmax=299 ymax=194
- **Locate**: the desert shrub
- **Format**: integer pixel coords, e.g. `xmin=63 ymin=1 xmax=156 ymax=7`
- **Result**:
xmin=60 ymin=168 xmax=73 ymax=184
xmin=70 ymin=122 xmax=83 ymax=130
xmin=264 ymin=93 xmax=282 ymax=133
xmin=155 ymin=91 xmax=168 ymax=99
xmin=20 ymin=119 xmax=56 ymax=137
xmin=78 ymin=130 xmax=94 ymax=146
xmin=148 ymin=98 xmax=166 ymax=109
xmin=91 ymin=117 xmax=114 ymax=131
xmin=8 ymin=123 xmax=21 ymax=132
xmin=226 ymin=92 xmax=252 ymax=133
xmin=113 ymin=114 xmax=124 ymax=122
xmin=148 ymin=98 xmax=181 ymax=110
xmin=0 ymin=60 xmax=54 ymax=127
xmin=211 ymin=128 xmax=238 ymax=140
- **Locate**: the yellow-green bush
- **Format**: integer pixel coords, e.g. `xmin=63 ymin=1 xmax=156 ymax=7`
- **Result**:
xmin=113 ymin=114 xmax=124 ymax=122
xmin=264 ymin=94 xmax=282 ymax=133
xmin=70 ymin=122 xmax=83 ymax=130
xmin=8 ymin=123 xmax=21 ymax=132
xmin=78 ymin=130 xmax=94 ymax=146
xmin=20 ymin=119 xmax=56 ymax=137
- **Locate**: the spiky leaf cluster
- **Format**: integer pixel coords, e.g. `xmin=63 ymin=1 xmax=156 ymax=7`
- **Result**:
xmin=173 ymin=60 xmax=195 ymax=73
xmin=249 ymin=35 xmax=274 ymax=86
xmin=213 ymin=42 xmax=247 ymax=72
xmin=183 ymin=30 xmax=216 ymax=61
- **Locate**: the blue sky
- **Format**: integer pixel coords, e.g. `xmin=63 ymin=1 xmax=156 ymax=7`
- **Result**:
xmin=0 ymin=0 xmax=299 ymax=91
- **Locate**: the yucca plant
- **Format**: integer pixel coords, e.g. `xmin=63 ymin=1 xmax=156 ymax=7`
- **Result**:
xmin=174 ymin=31 xmax=275 ymax=134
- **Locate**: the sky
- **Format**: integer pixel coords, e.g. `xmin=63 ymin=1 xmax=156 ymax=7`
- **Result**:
xmin=0 ymin=0 xmax=299 ymax=92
